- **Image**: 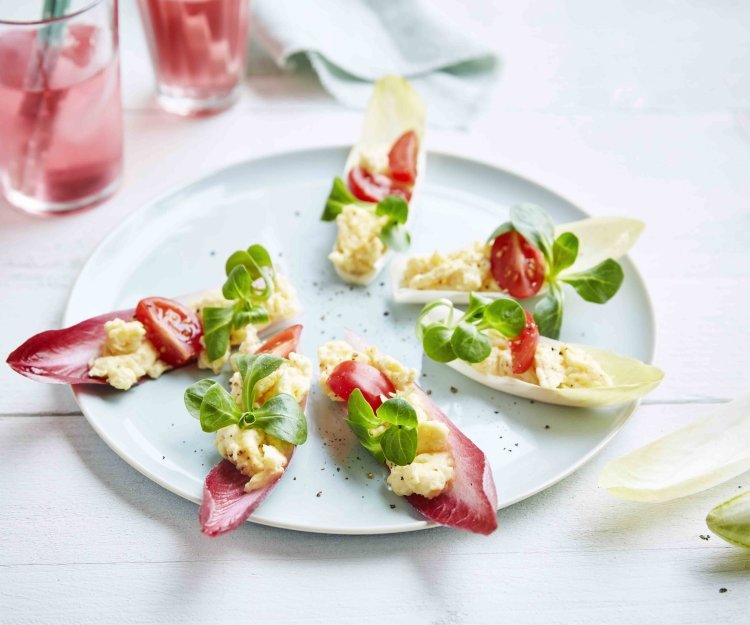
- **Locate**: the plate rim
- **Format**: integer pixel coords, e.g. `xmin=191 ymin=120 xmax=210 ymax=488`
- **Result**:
xmin=64 ymin=145 xmax=657 ymax=535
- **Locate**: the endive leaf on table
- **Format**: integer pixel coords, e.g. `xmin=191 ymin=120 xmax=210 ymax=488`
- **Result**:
xmin=599 ymin=394 xmax=750 ymax=502
xmin=707 ymin=492 xmax=750 ymax=549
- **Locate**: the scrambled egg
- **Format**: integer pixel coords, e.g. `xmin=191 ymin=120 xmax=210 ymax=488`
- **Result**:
xmin=88 ymin=319 xmax=170 ymax=390
xmin=472 ymin=331 xmax=613 ymax=389
xmin=401 ymin=241 xmax=498 ymax=291
xmin=359 ymin=148 xmax=389 ymax=175
xmin=194 ymin=273 xmax=300 ymax=372
xmin=328 ymin=205 xmax=389 ymax=278
xmin=318 ymin=340 xmax=417 ymax=397
xmin=220 ymin=351 xmax=311 ymax=492
xmin=317 ymin=341 xmax=454 ymax=499
xmin=215 ymin=426 xmax=293 ymax=491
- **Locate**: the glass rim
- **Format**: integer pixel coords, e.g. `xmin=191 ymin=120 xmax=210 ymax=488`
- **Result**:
xmin=0 ymin=0 xmax=109 ymax=27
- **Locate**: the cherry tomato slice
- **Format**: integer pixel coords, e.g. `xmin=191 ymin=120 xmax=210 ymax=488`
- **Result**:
xmin=490 ymin=230 xmax=546 ymax=299
xmin=134 ymin=297 xmax=203 ymax=367
xmin=327 ymin=360 xmax=396 ymax=412
xmin=509 ymin=311 xmax=539 ymax=374
xmin=388 ymin=130 xmax=419 ymax=184
xmin=256 ymin=325 xmax=302 ymax=358
xmin=347 ymin=166 xmax=411 ymax=203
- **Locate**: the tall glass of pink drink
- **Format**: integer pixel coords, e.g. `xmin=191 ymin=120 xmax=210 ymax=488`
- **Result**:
xmin=137 ymin=0 xmax=249 ymax=116
xmin=0 ymin=0 xmax=123 ymax=215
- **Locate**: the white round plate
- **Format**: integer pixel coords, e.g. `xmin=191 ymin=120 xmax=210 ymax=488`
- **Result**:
xmin=66 ymin=147 xmax=655 ymax=535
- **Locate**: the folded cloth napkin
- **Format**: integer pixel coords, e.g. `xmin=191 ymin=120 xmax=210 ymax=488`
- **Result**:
xmin=254 ymin=0 xmax=499 ymax=128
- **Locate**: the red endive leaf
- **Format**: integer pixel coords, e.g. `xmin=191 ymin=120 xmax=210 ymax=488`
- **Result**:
xmin=199 ymin=326 xmax=305 ymax=537
xmin=6 ymin=309 xmax=135 ymax=385
xmin=405 ymin=387 xmax=498 ymax=535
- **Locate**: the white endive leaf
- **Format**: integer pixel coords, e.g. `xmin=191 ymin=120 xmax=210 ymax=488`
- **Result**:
xmin=391 ymin=216 xmax=643 ymax=304
xmin=599 ymin=394 xmax=750 ymax=502
xmin=419 ymin=305 xmax=662 ymax=408
xmin=707 ymin=492 xmax=750 ymax=549
xmin=447 ymin=341 xmax=662 ymax=408
xmin=334 ymin=76 xmax=426 ymax=286
xmin=557 ymin=217 xmax=644 ymax=276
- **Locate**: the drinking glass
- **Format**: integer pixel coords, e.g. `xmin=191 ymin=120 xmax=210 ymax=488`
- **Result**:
xmin=137 ymin=0 xmax=250 ymax=116
xmin=0 ymin=0 xmax=123 ymax=215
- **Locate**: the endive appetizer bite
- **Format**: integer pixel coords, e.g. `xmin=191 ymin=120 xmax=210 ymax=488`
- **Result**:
xmin=321 ymin=75 xmax=426 ymax=286
xmin=416 ymin=296 xmax=663 ymax=408
xmin=393 ymin=203 xmax=643 ymax=338
xmin=185 ymin=325 xmax=310 ymax=537
xmin=318 ymin=334 xmax=498 ymax=535
xmin=6 ymin=244 xmax=300 ymax=390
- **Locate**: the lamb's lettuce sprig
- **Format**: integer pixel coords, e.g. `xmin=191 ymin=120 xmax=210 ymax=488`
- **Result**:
xmin=202 ymin=244 xmax=275 ymax=361
xmin=184 ymin=353 xmax=307 ymax=445
xmin=347 ymin=389 xmax=418 ymax=466
xmin=416 ymin=294 xmax=526 ymax=365
xmin=491 ymin=204 xmax=624 ymax=339
xmin=321 ymin=177 xmax=411 ymax=252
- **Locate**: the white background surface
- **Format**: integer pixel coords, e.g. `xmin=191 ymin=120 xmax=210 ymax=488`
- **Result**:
xmin=1 ymin=1 xmax=749 ymax=623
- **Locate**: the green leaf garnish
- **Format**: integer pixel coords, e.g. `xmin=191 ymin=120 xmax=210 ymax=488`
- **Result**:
xmin=375 ymin=196 xmax=409 ymax=224
xmin=551 ymin=232 xmax=579 ymax=275
xmin=418 ymin=295 xmax=526 ymax=366
xmin=561 ymin=258 xmax=624 ymax=304
xmin=345 ymin=389 xmax=419 ymax=467
xmin=185 ymin=353 xmax=308 ymax=446
xmin=184 ymin=379 xmax=219 ymax=419
xmin=381 ymin=426 xmax=418 ymax=466
xmin=251 ymin=393 xmax=308 ymax=445
xmin=533 ymin=282 xmax=564 ymax=340
xmin=199 ymin=383 xmax=242 ymax=432
xmin=485 ymin=204 xmax=626 ymax=338
xmin=321 ymin=177 xmax=367 ymax=221
xmin=379 ymin=221 xmax=411 ymax=252
xmin=222 ymin=264 xmax=252 ymax=301
xmin=203 ymin=307 xmax=234 ymax=361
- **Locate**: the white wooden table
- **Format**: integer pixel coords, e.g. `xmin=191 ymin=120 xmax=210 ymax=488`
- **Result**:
xmin=2 ymin=2 xmax=749 ymax=623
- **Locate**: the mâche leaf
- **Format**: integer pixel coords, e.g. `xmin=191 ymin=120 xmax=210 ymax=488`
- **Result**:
xmin=552 ymin=232 xmax=579 ymax=275
xmin=376 ymin=397 xmax=418 ymax=428
xmin=348 ymin=388 xmax=382 ymax=429
xmin=251 ymin=393 xmax=308 ymax=445
xmin=321 ymin=177 xmax=365 ymax=221
xmin=203 ymin=306 xmax=234 ymax=361
xmin=422 ymin=323 xmax=457 ymax=363
xmin=483 ymin=298 xmax=525 ymax=338
xmin=533 ymin=283 xmax=564 ymax=340
xmin=561 ymin=258 xmax=624 ymax=304
xmin=510 ymin=203 xmax=555 ymax=263
xmin=381 ymin=426 xmax=418 ymax=466
xmin=375 ymin=196 xmax=409 ymax=224
xmin=184 ymin=379 xmax=219 ymax=419
xmin=222 ymin=264 xmax=252 ymax=301
xmin=451 ymin=321 xmax=492 ymax=364
xmin=242 ymin=353 xmax=285 ymax=411
xmin=200 ymin=383 xmax=242 ymax=432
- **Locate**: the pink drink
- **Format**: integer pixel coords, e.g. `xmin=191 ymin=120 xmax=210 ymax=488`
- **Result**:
xmin=138 ymin=0 xmax=249 ymax=116
xmin=0 ymin=5 xmax=122 ymax=214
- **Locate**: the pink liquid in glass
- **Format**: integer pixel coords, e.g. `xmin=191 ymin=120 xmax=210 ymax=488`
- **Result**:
xmin=138 ymin=0 xmax=249 ymax=115
xmin=0 ymin=25 xmax=122 ymax=212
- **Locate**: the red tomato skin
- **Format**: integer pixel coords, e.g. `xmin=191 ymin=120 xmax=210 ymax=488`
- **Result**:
xmin=509 ymin=311 xmax=539 ymax=374
xmin=327 ymin=360 xmax=396 ymax=412
xmin=490 ymin=230 xmax=546 ymax=299
xmin=134 ymin=297 xmax=203 ymax=367
xmin=388 ymin=130 xmax=419 ymax=184
xmin=256 ymin=325 xmax=302 ymax=358
xmin=347 ymin=166 xmax=412 ymax=203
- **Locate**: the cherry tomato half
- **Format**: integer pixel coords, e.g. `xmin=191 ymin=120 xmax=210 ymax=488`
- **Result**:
xmin=490 ymin=230 xmax=546 ymax=299
xmin=327 ymin=360 xmax=396 ymax=412
xmin=256 ymin=324 xmax=302 ymax=358
xmin=347 ymin=166 xmax=411 ymax=203
xmin=134 ymin=297 xmax=203 ymax=367
xmin=509 ymin=311 xmax=539 ymax=374
xmin=388 ymin=130 xmax=419 ymax=184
